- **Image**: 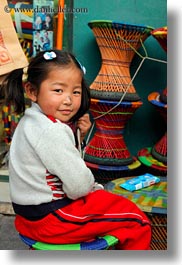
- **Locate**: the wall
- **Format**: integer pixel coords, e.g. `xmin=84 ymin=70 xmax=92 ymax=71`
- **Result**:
xmin=72 ymin=0 xmax=167 ymax=156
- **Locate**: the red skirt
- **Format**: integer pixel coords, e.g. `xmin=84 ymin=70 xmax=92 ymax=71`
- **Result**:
xmin=14 ymin=190 xmax=151 ymax=250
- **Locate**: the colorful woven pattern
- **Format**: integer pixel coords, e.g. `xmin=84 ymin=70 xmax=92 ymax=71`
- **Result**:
xmin=104 ymin=176 xmax=167 ymax=250
xmin=148 ymin=92 xmax=167 ymax=164
xmin=84 ymin=98 xmax=142 ymax=166
xmin=148 ymin=92 xmax=167 ymax=110
xmin=19 ymin=234 xmax=118 ymax=250
xmin=151 ymin=26 xmax=167 ymax=52
xmin=104 ymin=176 xmax=167 ymax=214
xmin=2 ymin=104 xmax=23 ymax=144
xmin=159 ymin=88 xmax=167 ymax=104
xmin=151 ymin=133 xmax=167 ymax=164
xmin=148 ymin=91 xmax=167 ymax=123
xmin=85 ymin=159 xmax=141 ymax=184
xmin=88 ymin=20 xmax=153 ymax=101
xmin=151 ymin=26 xmax=167 ymax=104
xmin=19 ymin=38 xmax=33 ymax=59
xmin=138 ymin=147 xmax=167 ymax=175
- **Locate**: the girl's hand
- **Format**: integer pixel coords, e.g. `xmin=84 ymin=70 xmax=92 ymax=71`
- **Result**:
xmin=77 ymin=113 xmax=92 ymax=142
xmin=92 ymin=182 xmax=104 ymax=191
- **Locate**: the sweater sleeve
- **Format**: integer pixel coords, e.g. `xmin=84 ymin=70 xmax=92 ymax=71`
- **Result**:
xmin=33 ymin=122 xmax=95 ymax=200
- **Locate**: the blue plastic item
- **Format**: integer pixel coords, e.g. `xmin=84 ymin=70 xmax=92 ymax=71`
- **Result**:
xmin=120 ymin=173 xmax=160 ymax=192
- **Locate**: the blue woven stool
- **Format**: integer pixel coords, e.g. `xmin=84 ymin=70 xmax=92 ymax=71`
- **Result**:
xmin=19 ymin=234 xmax=118 ymax=250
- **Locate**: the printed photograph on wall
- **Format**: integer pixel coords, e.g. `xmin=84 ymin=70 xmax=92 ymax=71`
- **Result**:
xmin=33 ymin=0 xmax=54 ymax=55
xmin=33 ymin=30 xmax=53 ymax=55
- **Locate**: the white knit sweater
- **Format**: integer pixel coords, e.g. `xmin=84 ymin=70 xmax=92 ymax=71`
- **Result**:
xmin=9 ymin=103 xmax=95 ymax=205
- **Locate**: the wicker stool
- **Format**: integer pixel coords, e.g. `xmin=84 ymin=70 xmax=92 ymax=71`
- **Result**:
xmin=148 ymin=92 xmax=167 ymax=165
xmin=84 ymin=99 xmax=142 ymax=166
xmin=19 ymin=234 xmax=118 ymax=250
xmin=137 ymin=90 xmax=167 ymax=176
xmin=84 ymin=20 xmax=153 ymax=181
xmin=150 ymin=27 xmax=167 ymax=165
xmin=88 ymin=20 xmax=153 ymax=101
xmin=85 ymin=159 xmax=141 ymax=185
xmin=84 ymin=98 xmax=142 ymax=182
xmin=151 ymin=26 xmax=167 ymax=103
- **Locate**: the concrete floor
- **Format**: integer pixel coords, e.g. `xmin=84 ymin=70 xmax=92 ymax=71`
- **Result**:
xmin=0 ymin=214 xmax=27 ymax=250
xmin=0 ymin=164 xmax=27 ymax=250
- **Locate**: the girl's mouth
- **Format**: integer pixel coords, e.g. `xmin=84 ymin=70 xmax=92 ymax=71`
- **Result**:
xmin=60 ymin=109 xmax=72 ymax=115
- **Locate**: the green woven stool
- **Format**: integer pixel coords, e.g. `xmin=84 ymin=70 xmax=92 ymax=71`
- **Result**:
xmin=19 ymin=234 xmax=118 ymax=250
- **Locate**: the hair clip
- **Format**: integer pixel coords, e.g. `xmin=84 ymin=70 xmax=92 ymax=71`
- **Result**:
xmin=76 ymin=58 xmax=86 ymax=75
xmin=81 ymin=65 xmax=86 ymax=75
xmin=43 ymin=51 xmax=57 ymax=60
xmin=22 ymin=66 xmax=28 ymax=83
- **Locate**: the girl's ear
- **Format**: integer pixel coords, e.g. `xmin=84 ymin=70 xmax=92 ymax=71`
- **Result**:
xmin=24 ymin=82 xmax=37 ymax=102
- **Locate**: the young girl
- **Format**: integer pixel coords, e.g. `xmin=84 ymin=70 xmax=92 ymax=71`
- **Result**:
xmin=2 ymin=49 xmax=151 ymax=250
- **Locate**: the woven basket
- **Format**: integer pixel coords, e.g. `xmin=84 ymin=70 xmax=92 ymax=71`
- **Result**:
xmin=137 ymin=147 xmax=167 ymax=176
xmin=159 ymin=88 xmax=167 ymax=104
xmin=2 ymin=100 xmax=31 ymax=144
xmin=151 ymin=133 xmax=167 ymax=164
xmin=148 ymin=92 xmax=167 ymax=165
xmin=151 ymin=26 xmax=167 ymax=52
xmin=2 ymin=104 xmax=23 ymax=145
xmin=85 ymin=159 xmax=141 ymax=184
xmin=19 ymin=38 xmax=33 ymax=59
xmin=148 ymin=92 xmax=167 ymax=122
xmin=146 ymin=213 xmax=167 ymax=250
xmin=151 ymin=26 xmax=167 ymax=104
xmin=88 ymin=20 xmax=153 ymax=101
xmin=84 ymin=98 xmax=142 ymax=166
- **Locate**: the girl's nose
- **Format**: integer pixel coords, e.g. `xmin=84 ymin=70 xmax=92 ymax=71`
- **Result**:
xmin=63 ymin=95 xmax=72 ymax=104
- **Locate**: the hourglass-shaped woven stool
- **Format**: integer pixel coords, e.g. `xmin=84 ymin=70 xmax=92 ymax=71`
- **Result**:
xmin=148 ymin=92 xmax=167 ymax=165
xmin=88 ymin=20 xmax=154 ymax=101
xmin=84 ymin=98 xmax=142 ymax=183
xmin=138 ymin=27 xmax=167 ymax=175
xmin=138 ymin=92 xmax=167 ymax=175
xmin=84 ymin=21 xmax=153 ymax=182
xmin=84 ymin=98 xmax=142 ymax=166
xmin=151 ymin=26 xmax=167 ymax=104
xmin=150 ymin=27 xmax=167 ymax=164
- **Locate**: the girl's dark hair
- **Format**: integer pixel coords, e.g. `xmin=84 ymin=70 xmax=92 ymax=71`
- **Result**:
xmin=1 ymin=49 xmax=90 ymax=122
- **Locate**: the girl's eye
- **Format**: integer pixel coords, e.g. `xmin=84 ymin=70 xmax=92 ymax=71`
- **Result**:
xmin=54 ymin=89 xmax=63 ymax=93
xmin=73 ymin=90 xmax=81 ymax=95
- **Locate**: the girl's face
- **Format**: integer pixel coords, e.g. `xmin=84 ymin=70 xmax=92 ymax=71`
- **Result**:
xmin=31 ymin=65 xmax=82 ymax=123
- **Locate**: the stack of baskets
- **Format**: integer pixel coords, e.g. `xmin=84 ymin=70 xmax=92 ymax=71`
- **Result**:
xmin=84 ymin=20 xmax=154 ymax=184
xmin=138 ymin=26 xmax=167 ymax=176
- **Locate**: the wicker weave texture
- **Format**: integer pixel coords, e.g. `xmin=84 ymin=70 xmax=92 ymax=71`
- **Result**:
xmin=88 ymin=21 xmax=153 ymax=100
xmin=152 ymin=133 xmax=167 ymax=164
xmin=151 ymin=26 xmax=167 ymax=52
xmin=84 ymin=99 xmax=142 ymax=165
xmin=147 ymin=213 xmax=167 ymax=250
